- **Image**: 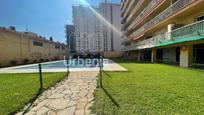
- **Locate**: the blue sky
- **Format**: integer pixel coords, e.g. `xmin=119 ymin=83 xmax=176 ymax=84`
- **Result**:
xmin=0 ymin=0 xmax=120 ymax=43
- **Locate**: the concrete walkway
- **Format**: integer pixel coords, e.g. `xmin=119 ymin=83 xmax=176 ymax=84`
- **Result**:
xmin=17 ymin=71 xmax=98 ymax=115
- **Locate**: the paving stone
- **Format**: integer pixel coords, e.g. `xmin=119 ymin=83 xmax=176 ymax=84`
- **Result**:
xmin=75 ymin=109 xmax=84 ymax=115
xmin=76 ymin=102 xmax=87 ymax=110
xmin=17 ymin=71 xmax=98 ymax=115
xmin=67 ymin=100 xmax=77 ymax=107
xmin=48 ymin=98 xmax=70 ymax=110
xmin=24 ymin=111 xmax=36 ymax=115
xmin=61 ymin=89 xmax=72 ymax=95
xmin=36 ymin=106 xmax=49 ymax=115
xmin=63 ymin=94 xmax=71 ymax=99
xmin=31 ymin=99 xmax=49 ymax=111
xmin=48 ymin=93 xmax=64 ymax=99
xmin=48 ymin=110 xmax=57 ymax=115
xmin=57 ymin=106 xmax=76 ymax=115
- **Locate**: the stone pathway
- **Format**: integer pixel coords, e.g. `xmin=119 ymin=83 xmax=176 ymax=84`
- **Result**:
xmin=17 ymin=71 xmax=98 ymax=115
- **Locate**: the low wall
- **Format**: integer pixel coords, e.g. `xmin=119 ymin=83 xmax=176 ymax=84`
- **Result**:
xmin=104 ymin=51 xmax=124 ymax=58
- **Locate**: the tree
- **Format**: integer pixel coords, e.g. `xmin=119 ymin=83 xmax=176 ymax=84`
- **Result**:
xmin=49 ymin=36 xmax=53 ymax=42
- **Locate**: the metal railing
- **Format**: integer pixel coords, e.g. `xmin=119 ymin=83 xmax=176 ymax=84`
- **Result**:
xmin=131 ymin=0 xmax=163 ymax=29
xmin=123 ymin=20 xmax=204 ymax=51
xmin=129 ymin=26 xmax=145 ymax=38
xmin=145 ymin=0 xmax=194 ymax=29
xmin=121 ymin=0 xmax=131 ymax=16
xmin=123 ymin=32 xmax=169 ymax=51
xmin=128 ymin=0 xmax=195 ymax=39
xmin=126 ymin=0 xmax=145 ymax=28
xmin=122 ymin=36 xmax=132 ymax=44
xmin=123 ymin=0 xmax=137 ymax=19
xmin=171 ymin=20 xmax=204 ymax=39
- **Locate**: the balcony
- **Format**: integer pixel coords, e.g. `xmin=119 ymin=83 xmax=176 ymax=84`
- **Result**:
xmin=128 ymin=0 xmax=163 ymax=31
xmin=125 ymin=0 xmax=147 ymax=27
xmin=122 ymin=0 xmax=138 ymax=22
xmin=121 ymin=0 xmax=131 ymax=17
xmin=122 ymin=36 xmax=132 ymax=44
xmin=122 ymin=33 xmax=166 ymax=51
xmin=123 ymin=20 xmax=204 ymax=51
xmin=144 ymin=0 xmax=195 ymax=29
xmin=121 ymin=0 xmax=125 ymax=10
xmin=121 ymin=1 xmax=135 ymax=24
xmin=129 ymin=0 xmax=195 ymax=40
xmin=171 ymin=20 xmax=204 ymax=40
xmin=156 ymin=20 xmax=204 ymax=46
xmin=129 ymin=26 xmax=145 ymax=38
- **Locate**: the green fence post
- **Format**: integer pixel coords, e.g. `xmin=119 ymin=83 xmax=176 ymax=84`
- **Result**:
xmin=38 ymin=64 xmax=43 ymax=91
xmin=99 ymin=55 xmax=103 ymax=88
xmin=67 ymin=56 xmax=69 ymax=75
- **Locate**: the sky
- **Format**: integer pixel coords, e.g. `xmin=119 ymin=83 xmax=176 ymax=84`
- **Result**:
xmin=0 ymin=0 xmax=120 ymax=43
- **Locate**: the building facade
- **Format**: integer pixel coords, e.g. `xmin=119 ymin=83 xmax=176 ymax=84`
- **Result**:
xmin=0 ymin=27 xmax=67 ymax=67
xmin=73 ymin=3 xmax=122 ymax=53
xmin=121 ymin=0 xmax=204 ymax=67
xmin=65 ymin=25 xmax=76 ymax=53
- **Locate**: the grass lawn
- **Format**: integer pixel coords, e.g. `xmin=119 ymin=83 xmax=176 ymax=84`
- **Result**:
xmin=0 ymin=72 xmax=66 ymax=114
xmin=92 ymin=59 xmax=204 ymax=115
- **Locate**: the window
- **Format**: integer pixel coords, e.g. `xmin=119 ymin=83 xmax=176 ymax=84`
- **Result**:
xmin=55 ymin=45 xmax=60 ymax=49
xmin=61 ymin=46 xmax=65 ymax=50
xmin=33 ymin=41 xmax=43 ymax=47
xmin=196 ymin=15 xmax=204 ymax=22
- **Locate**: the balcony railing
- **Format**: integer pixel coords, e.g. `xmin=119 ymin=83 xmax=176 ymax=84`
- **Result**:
xmin=125 ymin=0 xmax=145 ymax=27
xmin=129 ymin=0 xmax=163 ymax=30
xmin=145 ymin=0 xmax=194 ymax=29
xmin=130 ymin=26 xmax=145 ymax=38
xmin=123 ymin=0 xmax=137 ymax=19
xmin=121 ymin=0 xmax=131 ymax=16
xmin=172 ymin=20 xmax=204 ymax=39
xmin=128 ymin=0 xmax=195 ymax=39
xmin=123 ymin=20 xmax=204 ymax=51
xmin=122 ymin=36 xmax=132 ymax=44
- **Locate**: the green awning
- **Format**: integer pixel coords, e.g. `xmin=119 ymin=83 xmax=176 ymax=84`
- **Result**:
xmin=157 ymin=35 xmax=204 ymax=47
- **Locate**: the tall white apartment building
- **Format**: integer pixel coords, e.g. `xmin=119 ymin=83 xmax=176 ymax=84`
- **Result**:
xmin=72 ymin=3 xmax=122 ymax=53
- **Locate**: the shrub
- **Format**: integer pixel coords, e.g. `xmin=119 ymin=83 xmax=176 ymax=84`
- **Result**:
xmin=23 ymin=59 xmax=29 ymax=64
xmin=10 ymin=60 xmax=17 ymax=66
xmin=40 ymin=59 xmax=44 ymax=62
xmin=33 ymin=60 xmax=37 ymax=63
xmin=54 ymin=57 xmax=59 ymax=61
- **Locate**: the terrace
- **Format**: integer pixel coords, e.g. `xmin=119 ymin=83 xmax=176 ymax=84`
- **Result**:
xmin=123 ymin=20 xmax=204 ymax=51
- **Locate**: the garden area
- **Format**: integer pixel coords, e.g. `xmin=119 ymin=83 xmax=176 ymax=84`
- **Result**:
xmin=0 ymin=72 xmax=66 ymax=114
xmin=92 ymin=59 xmax=204 ymax=115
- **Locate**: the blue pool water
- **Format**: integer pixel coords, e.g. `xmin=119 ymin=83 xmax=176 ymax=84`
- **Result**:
xmin=15 ymin=60 xmax=99 ymax=70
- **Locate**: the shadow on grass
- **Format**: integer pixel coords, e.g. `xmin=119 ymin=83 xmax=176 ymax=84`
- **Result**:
xmin=101 ymin=87 xmax=120 ymax=108
xmin=21 ymin=89 xmax=43 ymax=115
xmin=96 ymin=71 xmax=120 ymax=115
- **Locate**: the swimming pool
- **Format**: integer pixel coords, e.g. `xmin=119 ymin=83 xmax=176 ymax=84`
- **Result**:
xmin=14 ymin=60 xmax=99 ymax=70
xmin=0 ymin=59 xmax=126 ymax=73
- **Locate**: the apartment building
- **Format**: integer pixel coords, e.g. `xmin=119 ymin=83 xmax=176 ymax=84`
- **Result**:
xmin=73 ymin=3 xmax=122 ymax=53
xmin=73 ymin=5 xmax=99 ymax=53
xmin=0 ymin=27 xmax=67 ymax=67
xmin=121 ymin=0 xmax=204 ymax=67
xmin=65 ymin=25 xmax=76 ymax=53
